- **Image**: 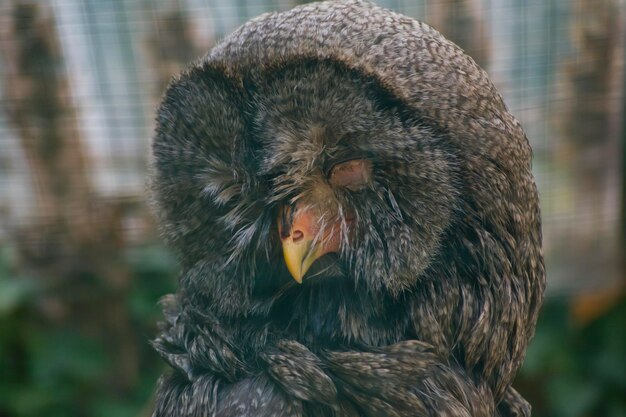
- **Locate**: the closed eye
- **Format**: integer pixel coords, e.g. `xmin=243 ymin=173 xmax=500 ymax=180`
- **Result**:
xmin=328 ymin=159 xmax=372 ymax=191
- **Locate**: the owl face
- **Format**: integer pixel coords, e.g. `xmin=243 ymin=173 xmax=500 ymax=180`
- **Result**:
xmin=153 ymin=60 xmax=459 ymax=298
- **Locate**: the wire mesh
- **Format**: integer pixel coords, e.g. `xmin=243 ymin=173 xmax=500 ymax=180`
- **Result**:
xmin=0 ymin=0 xmax=623 ymax=293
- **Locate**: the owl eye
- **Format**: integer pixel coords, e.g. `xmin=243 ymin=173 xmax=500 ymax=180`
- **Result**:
xmin=328 ymin=159 xmax=372 ymax=191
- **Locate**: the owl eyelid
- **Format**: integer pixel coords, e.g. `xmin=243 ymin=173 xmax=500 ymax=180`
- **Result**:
xmin=323 ymin=149 xmax=369 ymax=174
xmin=327 ymin=158 xmax=373 ymax=190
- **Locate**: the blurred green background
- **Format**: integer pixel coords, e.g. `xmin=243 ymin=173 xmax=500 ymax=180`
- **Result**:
xmin=0 ymin=0 xmax=624 ymax=416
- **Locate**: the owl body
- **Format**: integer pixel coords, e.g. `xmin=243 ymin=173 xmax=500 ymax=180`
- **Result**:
xmin=151 ymin=1 xmax=544 ymax=416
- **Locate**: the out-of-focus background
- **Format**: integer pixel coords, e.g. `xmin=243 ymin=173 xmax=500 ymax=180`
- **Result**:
xmin=0 ymin=0 xmax=624 ymax=416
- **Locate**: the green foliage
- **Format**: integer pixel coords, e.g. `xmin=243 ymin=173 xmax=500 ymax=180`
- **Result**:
xmin=1 ymin=242 xmax=624 ymax=417
xmin=0 ymin=244 xmax=176 ymax=417
xmin=518 ymin=296 xmax=626 ymax=417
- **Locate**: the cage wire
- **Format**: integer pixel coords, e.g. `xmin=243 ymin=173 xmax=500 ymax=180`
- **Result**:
xmin=0 ymin=0 xmax=624 ymax=295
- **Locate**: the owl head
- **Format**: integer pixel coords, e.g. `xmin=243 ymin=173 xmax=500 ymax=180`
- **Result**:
xmin=151 ymin=0 xmax=542 ymax=320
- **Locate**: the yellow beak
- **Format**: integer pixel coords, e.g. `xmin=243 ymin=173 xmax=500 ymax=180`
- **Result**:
xmin=281 ymin=233 xmax=323 ymax=284
xmin=278 ymin=203 xmax=341 ymax=283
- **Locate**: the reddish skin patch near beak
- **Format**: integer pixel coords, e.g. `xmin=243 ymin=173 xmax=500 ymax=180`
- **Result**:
xmin=278 ymin=158 xmax=369 ymax=282
xmin=278 ymin=203 xmax=343 ymax=283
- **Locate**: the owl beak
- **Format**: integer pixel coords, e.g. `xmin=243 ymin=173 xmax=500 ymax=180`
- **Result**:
xmin=278 ymin=204 xmax=341 ymax=283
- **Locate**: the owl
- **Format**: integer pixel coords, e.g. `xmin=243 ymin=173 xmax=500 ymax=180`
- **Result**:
xmin=150 ymin=1 xmax=545 ymax=416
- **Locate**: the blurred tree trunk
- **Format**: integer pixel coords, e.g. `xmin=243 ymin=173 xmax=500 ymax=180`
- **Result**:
xmin=615 ymin=0 xmax=626 ymax=276
xmin=561 ymin=0 xmax=625 ymax=313
xmin=0 ymin=1 xmax=140 ymax=394
xmin=0 ymin=3 xmax=91 ymax=234
xmin=425 ymin=0 xmax=490 ymax=68
xmin=145 ymin=3 xmax=213 ymax=97
xmin=622 ymin=24 xmax=626 ymax=277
